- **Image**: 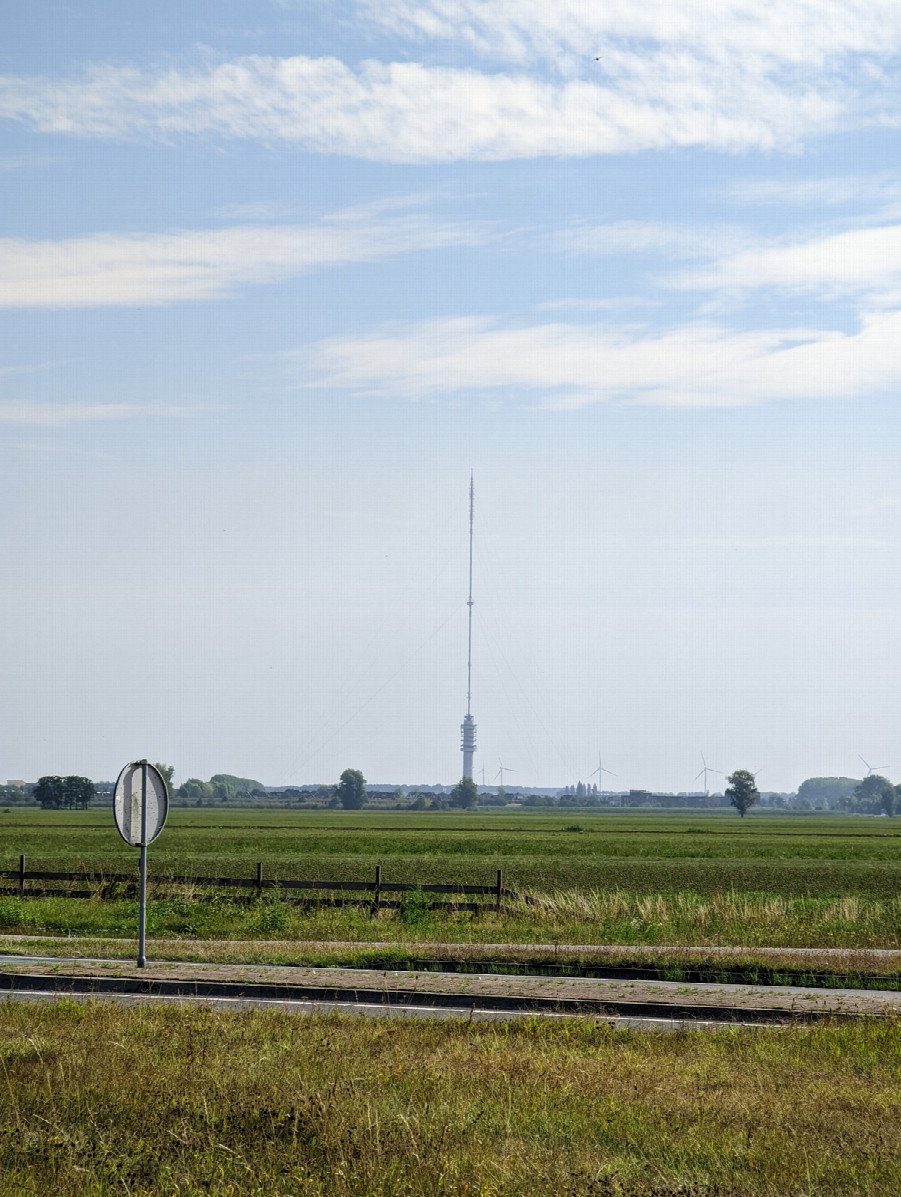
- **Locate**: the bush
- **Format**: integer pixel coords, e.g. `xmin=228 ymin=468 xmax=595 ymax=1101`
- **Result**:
xmin=255 ymin=893 xmax=290 ymax=934
xmin=398 ymin=888 xmax=433 ymax=928
xmin=0 ymin=898 xmax=24 ymax=929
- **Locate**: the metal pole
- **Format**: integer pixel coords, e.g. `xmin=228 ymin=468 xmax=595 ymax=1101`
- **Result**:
xmin=138 ymin=760 xmax=148 ymax=968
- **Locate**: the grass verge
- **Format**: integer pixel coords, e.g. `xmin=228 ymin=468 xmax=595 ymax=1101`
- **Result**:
xmin=0 ymin=1001 xmax=900 ymax=1195
xmin=3 ymin=935 xmax=901 ymax=993
xmin=1 ymin=886 xmax=901 ymax=948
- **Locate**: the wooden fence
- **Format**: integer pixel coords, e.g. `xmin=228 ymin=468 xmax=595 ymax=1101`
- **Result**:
xmin=0 ymin=858 xmax=534 ymax=912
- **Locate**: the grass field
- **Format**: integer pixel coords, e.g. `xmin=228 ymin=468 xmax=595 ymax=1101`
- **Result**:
xmin=1 ymin=1001 xmax=899 ymax=1195
xmin=1 ymin=809 xmax=900 ymax=948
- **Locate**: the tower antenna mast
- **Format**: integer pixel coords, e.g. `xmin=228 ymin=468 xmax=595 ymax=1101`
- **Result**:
xmin=460 ymin=472 xmax=477 ymax=779
xmin=466 ymin=472 xmax=474 ymax=716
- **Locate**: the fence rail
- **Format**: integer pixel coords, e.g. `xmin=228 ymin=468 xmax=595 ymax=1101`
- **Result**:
xmin=0 ymin=857 xmax=536 ymax=911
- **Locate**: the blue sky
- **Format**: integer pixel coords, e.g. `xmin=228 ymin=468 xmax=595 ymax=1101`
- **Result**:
xmin=3 ymin=0 xmax=901 ymax=792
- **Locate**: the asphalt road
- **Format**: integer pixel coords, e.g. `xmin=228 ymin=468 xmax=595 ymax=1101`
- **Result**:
xmin=2 ymin=952 xmax=899 ymax=1026
xmin=0 ymin=985 xmax=774 ymax=1030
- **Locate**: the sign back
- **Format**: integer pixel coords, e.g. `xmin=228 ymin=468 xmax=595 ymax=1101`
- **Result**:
xmin=114 ymin=760 xmax=169 ymax=846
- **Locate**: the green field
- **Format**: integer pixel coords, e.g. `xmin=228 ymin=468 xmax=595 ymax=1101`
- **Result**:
xmin=1 ymin=809 xmax=899 ymax=949
xmin=3 ymin=808 xmax=901 ymax=895
xmin=1 ymin=1001 xmax=900 ymax=1196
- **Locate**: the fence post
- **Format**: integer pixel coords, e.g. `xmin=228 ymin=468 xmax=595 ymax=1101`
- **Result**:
xmin=18 ymin=854 xmax=25 ymax=898
xmin=373 ymin=864 xmax=382 ymax=915
xmin=495 ymin=868 xmax=503 ymax=914
xmin=256 ymin=862 xmax=263 ymax=896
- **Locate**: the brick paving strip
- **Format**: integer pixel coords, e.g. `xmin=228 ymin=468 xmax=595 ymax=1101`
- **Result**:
xmin=2 ymin=933 xmax=900 ymax=965
xmin=1 ymin=954 xmax=900 ymax=1023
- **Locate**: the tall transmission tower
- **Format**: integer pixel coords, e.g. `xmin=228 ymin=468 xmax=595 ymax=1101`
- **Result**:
xmin=460 ymin=472 xmax=477 ymax=780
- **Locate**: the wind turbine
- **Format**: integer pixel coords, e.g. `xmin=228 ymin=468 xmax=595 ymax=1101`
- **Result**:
xmin=859 ymin=755 xmax=891 ymax=777
xmin=495 ymin=759 xmax=515 ymax=789
xmin=695 ymin=753 xmax=722 ymax=797
xmin=589 ymin=754 xmax=616 ymax=797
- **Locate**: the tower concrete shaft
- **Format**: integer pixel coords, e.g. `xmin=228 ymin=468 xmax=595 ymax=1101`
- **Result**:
xmin=461 ymin=713 xmax=477 ymax=780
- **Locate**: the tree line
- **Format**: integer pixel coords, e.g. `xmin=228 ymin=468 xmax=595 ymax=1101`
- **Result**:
xmin=9 ymin=767 xmax=899 ymax=817
xmin=33 ymin=776 xmax=96 ymax=810
xmin=796 ymin=775 xmax=900 ymax=814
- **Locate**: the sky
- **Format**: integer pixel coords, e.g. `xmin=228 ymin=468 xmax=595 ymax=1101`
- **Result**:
xmin=3 ymin=1 xmax=901 ymax=793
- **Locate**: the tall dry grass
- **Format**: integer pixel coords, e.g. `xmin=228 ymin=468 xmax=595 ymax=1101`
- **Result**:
xmin=1 ymin=884 xmax=900 ymax=948
xmin=520 ymin=888 xmax=901 ymax=946
xmin=0 ymin=1000 xmax=900 ymax=1195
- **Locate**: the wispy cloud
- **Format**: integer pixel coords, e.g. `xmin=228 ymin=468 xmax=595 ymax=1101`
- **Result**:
xmin=535 ymin=297 xmax=655 ymax=312
xmin=0 ymin=361 xmax=61 ymax=378
xmin=0 ymin=153 xmax=64 ymax=170
xmin=546 ymin=215 xmax=901 ymax=303
xmin=294 ymin=308 xmax=901 ymax=408
xmin=695 ymin=535 xmax=886 ymax=549
xmin=212 ymin=200 xmax=296 ymax=222
xmin=552 ymin=221 xmax=750 ymax=260
xmin=0 ymin=403 xmax=191 ymax=425
xmin=0 ymin=47 xmax=863 ymax=162
xmin=726 ymin=176 xmax=901 ymax=208
xmin=0 ymin=210 xmax=485 ymax=308
xmin=2 ymin=5 xmax=901 ymax=161
xmin=674 ymin=223 xmax=901 ymax=297
xmin=361 ymin=0 xmax=901 ymax=72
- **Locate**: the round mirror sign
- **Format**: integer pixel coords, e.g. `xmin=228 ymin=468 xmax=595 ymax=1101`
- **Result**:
xmin=114 ymin=760 xmax=169 ymax=847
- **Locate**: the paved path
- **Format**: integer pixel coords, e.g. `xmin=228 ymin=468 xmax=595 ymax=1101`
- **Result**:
xmin=1 ymin=953 xmax=899 ymax=1023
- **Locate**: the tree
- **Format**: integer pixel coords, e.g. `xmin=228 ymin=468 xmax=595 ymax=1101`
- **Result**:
xmin=34 ymin=775 xmax=66 ymax=809
xmin=725 ymin=769 xmax=759 ymax=818
xmin=337 ymin=769 xmax=367 ymax=810
xmin=64 ymin=776 xmax=95 ymax=809
xmin=449 ymin=776 xmax=478 ymax=809
xmin=853 ymin=774 xmax=895 ymax=815
xmin=176 ymin=778 xmax=214 ymax=806
xmin=209 ymin=773 xmax=264 ymax=800
xmin=797 ymin=777 xmax=859 ymax=810
xmin=153 ymin=763 xmax=175 ymax=793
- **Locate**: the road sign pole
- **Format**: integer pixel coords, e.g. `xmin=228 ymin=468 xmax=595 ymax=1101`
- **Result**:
xmin=113 ymin=758 xmax=169 ymax=971
xmin=138 ymin=760 xmax=148 ymax=968
xmin=138 ymin=841 xmax=147 ymax=968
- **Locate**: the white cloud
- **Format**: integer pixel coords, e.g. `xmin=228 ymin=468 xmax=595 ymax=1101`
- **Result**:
xmin=362 ymin=0 xmax=901 ymax=68
xmin=295 ymin=308 xmax=901 ymax=408
xmin=552 ymin=221 xmax=749 ymax=260
xmin=213 ymin=200 xmax=296 ymax=222
xmin=0 ymin=49 xmax=859 ymax=162
xmin=0 ymin=403 xmax=188 ymax=425
xmin=535 ymin=297 xmax=655 ymax=312
xmin=726 ymin=176 xmax=901 ymax=208
xmin=0 ymin=211 xmax=483 ymax=308
xmin=3 ymin=4 xmax=901 ymax=160
xmin=676 ymin=223 xmax=901 ymax=296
